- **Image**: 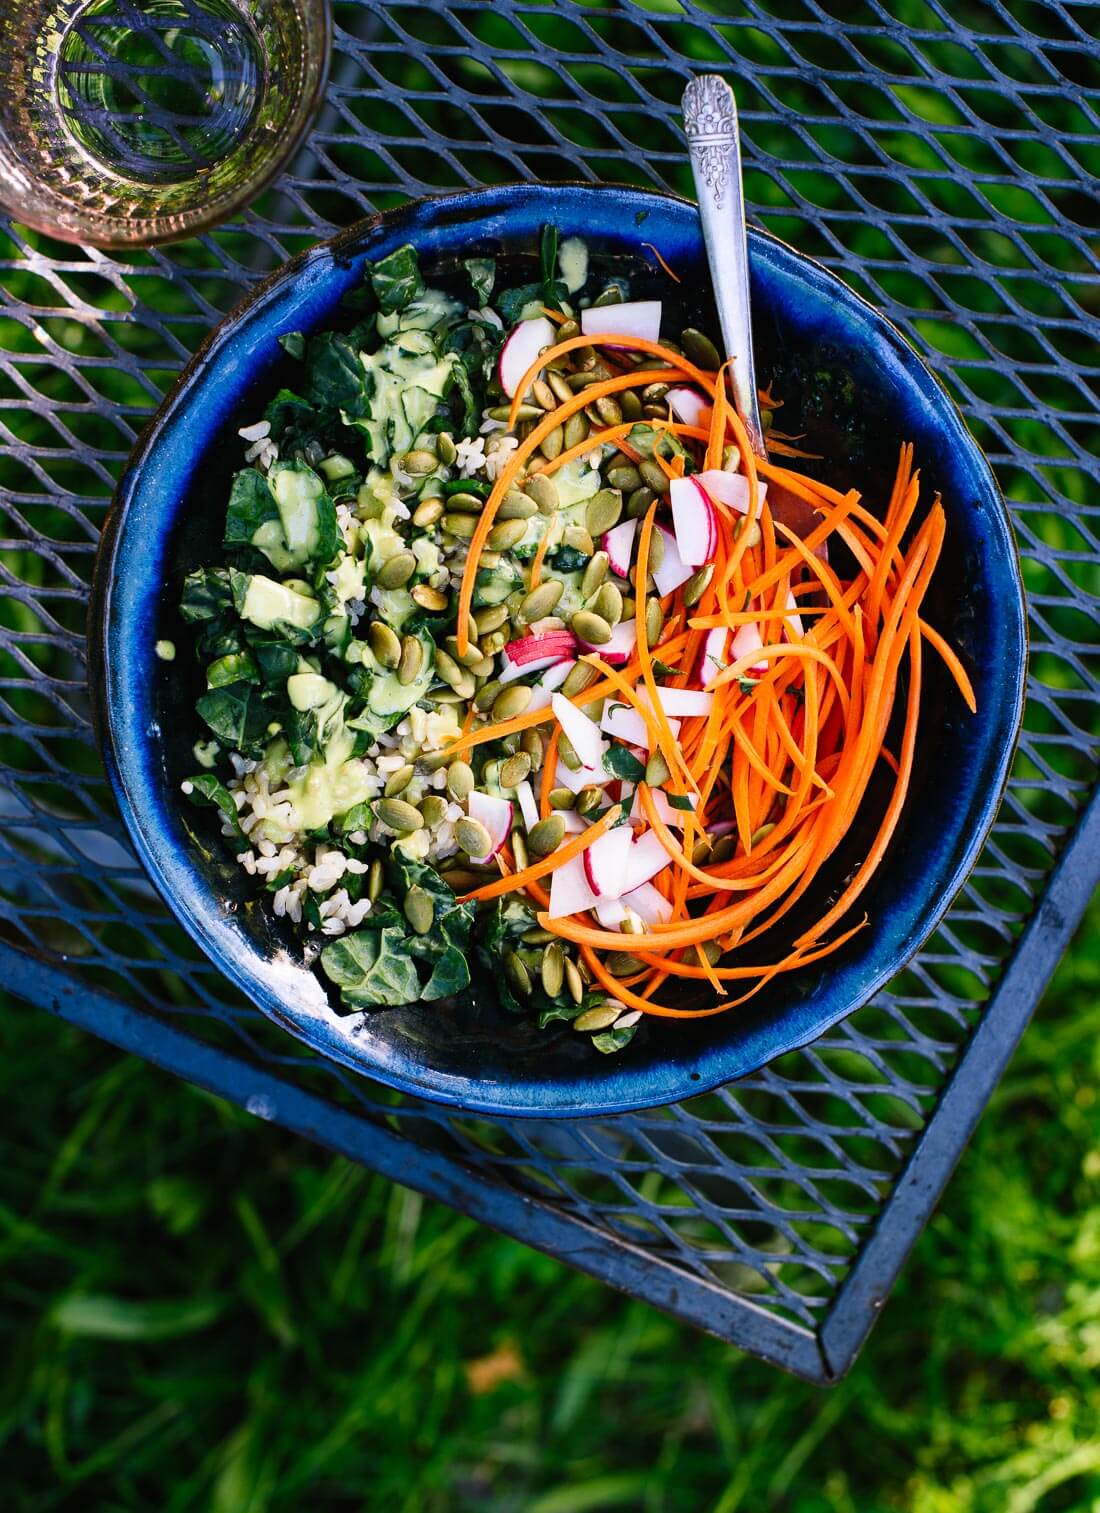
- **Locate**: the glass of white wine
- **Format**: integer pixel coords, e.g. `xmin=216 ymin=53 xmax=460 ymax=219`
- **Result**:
xmin=0 ymin=0 xmax=330 ymax=247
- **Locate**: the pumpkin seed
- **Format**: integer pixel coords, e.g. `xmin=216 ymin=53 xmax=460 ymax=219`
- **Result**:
xmin=683 ymin=564 xmax=714 ymax=606
xmin=739 ymin=520 xmax=762 ymax=549
xmin=456 ymin=817 xmax=493 ymax=858
xmin=525 ymin=472 xmax=559 ymax=514
xmin=420 ymin=794 xmax=448 ymax=828
xmin=571 ymin=609 xmax=612 ymax=645
xmin=711 ymin=835 xmax=737 ymax=864
xmin=621 ymin=595 xmax=636 ymax=619
xmin=645 ymin=597 xmax=664 ymax=645
xmin=540 ymin=942 xmax=565 ymax=997
xmin=562 ymin=524 xmax=594 ymax=557
xmin=368 ymin=620 xmax=402 ymax=669
xmin=488 ymin=403 xmax=540 ymax=422
xmin=487 ymin=517 xmax=527 ymax=552
xmin=402 ymin=448 xmax=438 ymax=475
xmin=376 ymin=551 xmax=417 ymax=589
xmin=645 ymin=751 xmax=671 ymax=786
xmin=368 ymin=859 xmax=385 ymax=901
xmin=512 ymin=830 xmax=530 ymax=873
xmin=482 ymin=759 xmax=500 ymax=787
xmin=435 ymin=649 xmax=467 ymax=690
xmin=480 ymin=551 xmax=502 ymax=568
xmin=593 ymin=394 xmax=622 ymax=427
xmin=520 ymin=580 xmax=564 ymax=623
xmin=580 ymin=550 xmax=610 ymax=598
xmin=561 ymin=662 xmax=598 ymax=698
xmin=607 ymin=464 xmax=642 ymax=494
xmin=412 ymin=497 xmax=444 ymax=528
xmin=573 ymin=342 xmax=597 ymax=370
xmin=558 ymin=734 xmax=581 ymax=770
xmin=499 ymin=752 xmax=532 ymax=789
xmin=498 ymin=490 xmax=538 ymax=521
xmin=547 ymin=371 xmax=574 ymax=405
xmin=440 ymin=867 xmax=485 ymax=892
xmin=532 ymin=378 xmax=557 ymax=411
xmin=474 ymin=679 xmax=502 ymax=712
xmin=642 ymin=401 xmax=670 ymax=420
xmin=620 ymin=910 xmax=646 ymax=936
xmin=702 ymin=939 xmax=723 ymax=965
xmin=411 ymin=583 xmax=448 ymax=612
xmin=436 ymin=432 xmax=457 ymax=466
xmin=564 ymin=958 xmax=585 ymax=1004
xmin=639 ymin=457 xmax=670 ymax=494
xmin=376 ymin=797 xmax=423 ymax=834
xmin=383 ymin=763 xmax=414 ymax=798
xmin=398 ymin=634 xmax=424 ymax=685
xmin=751 ymin=822 xmax=777 ymax=848
xmin=575 ymin=785 xmax=603 ymax=816
xmin=643 ymin=527 xmax=665 ymax=571
xmin=474 ymin=603 xmax=509 ymax=635
xmin=723 ymin=442 xmax=741 ymax=472
xmin=522 ymin=927 xmax=556 ymax=945
xmin=548 ymin=787 xmax=576 ymax=810
xmin=590 ymin=582 xmax=623 ymax=627
xmin=680 ymin=327 xmax=722 ymax=369
xmin=445 ymin=490 xmax=485 ymax=514
xmin=527 ymin=815 xmax=565 ymax=856
xmin=446 ymin=760 xmax=474 ymax=801
xmin=557 ymin=318 xmax=580 ymax=341
xmin=620 ymin=389 xmax=643 ymax=422
xmin=586 ymin=490 xmax=622 ymax=537
xmin=626 ymin=485 xmax=657 ymax=518
xmin=492 ymin=683 xmax=533 ymax=721
xmin=574 ymin=1003 xmax=622 ymax=1032
xmin=403 ymin=885 xmax=435 ymax=934
xmin=593 ymin=285 xmax=624 ymax=307
xmin=642 ymin=382 xmax=669 ymax=402
xmin=470 ymin=655 xmax=496 ymax=680
xmin=521 ymin=728 xmax=545 ymax=763
xmin=444 ymin=634 xmax=483 ymax=669
xmin=561 ymin=411 xmax=588 ymax=451
xmin=504 ymin=951 xmax=532 ymax=995
xmin=566 ymin=370 xmax=601 ymax=391
xmin=442 ymin=511 xmax=479 ymax=539
xmin=607 ymin=952 xmax=645 ymax=977
xmin=540 ymin=425 xmax=564 ymax=462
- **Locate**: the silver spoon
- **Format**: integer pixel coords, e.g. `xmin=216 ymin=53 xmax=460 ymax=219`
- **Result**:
xmin=682 ymin=74 xmax=766 ymax=461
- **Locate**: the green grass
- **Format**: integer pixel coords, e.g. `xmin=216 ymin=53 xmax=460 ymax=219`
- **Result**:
xmin=1 ymin=897 xmax=1098 ymax=1511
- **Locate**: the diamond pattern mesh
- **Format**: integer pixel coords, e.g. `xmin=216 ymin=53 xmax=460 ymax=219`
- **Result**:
xmin=1 ymin=0 xmax=1097 ymax=1362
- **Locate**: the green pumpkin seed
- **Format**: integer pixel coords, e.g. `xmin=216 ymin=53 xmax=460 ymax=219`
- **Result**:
xmin=642 ymin=401 xmax=670 ymax=420
xmin=446 ymin=760 xmax=474 ymax=801
xmin=474 ymin=604 xmax=509 ymax=635
xmin=512 ymin=829 xmax=529 ymax=871
xmin=750 ymin=822 xmax=777 ymax=848
xmin=575 ymin=785 xmax=603 ymax=816
xmin=557 ymin=318 xmax=581 ymax=341
xmin=398 ymin=634 xmax=425 ymax=685
xmin=723 ymin=442 xmax=742 ymax=472
xmin=445 ymin=490 xmax=485 ymax=514
xmin=524 ymin=472 xmax=559 ymax=514
xmin=541 ymin=942 xmax=565 ymax=997
xmin=420 ymin=795 xmax=448 ymax=828
xmin=532 ymin=378 xmax=557 ymax=411
xmin=620 ymin=389 xmax=643 ymax=422
xmin=411 ymin=584 xmax=448 ymax=612
xmin=572 ymin=342 xmax=597 ymax=370
xmin=607 ymin=952 xmax=645 ymax=977
xmin=590 ymin=582 xmax=623 ymax=627
xmin=539 ymin=425 xmax=564 ymax=462
xmin=691 ymin=835 xmax=713 ymax=866
xmin=383 ymin=763 xmax=414 ymax=798
xmin=581 ymin=550 xmax=609 ymax=599
xmin=738 ymin=520 xmax=762 ymax=549
xmin=474 ymin=679 xmax=502 ymax=712
xmin=435 ymin=649 xmax=467 ymax=690
xmin=561 ymin=662 xmax=598 ymax=698
xmin=482 ymin=759 xmax=500 ymax=787
xmin=626 ymin=485 xmax=657 ymax=518
xmin=487 ymin=518 xmax=528 ymax=552
xmin=499 ymin=751 xmax=532 ymax=789
xmin=521 ymin=728 xmax=545 ymax=763
xmin=586 ymin=490 xmax=622 ymax=537
xmin=368 ymin=859 xmax=384 ymax=901
xmin=607 ymin=464 xmax=642 ymax=494
xmin=639 ymin=458 xmax=670 ymax=494
xmin=548 ymin=787 xmax=576 ymax=810
xmin=402 ymin=448 xmax=438 ymax=475
xmin=563 ymin=412 xmax=590 ymax=451
xmin=488 ymin=403 xmax=540 ymax=422
xmin=527 ymin=815 xmax=565 ymax=857
xmin=522 ymin=927 xmax=557 ymax=945
xmin=680 ymin=328 xmax=722 ymax=369
xmin=376 ymin=797 xmax=423 ymax=834
xmin=563 ymin=524 xmax=594 ymax=555
xmin=683 ymin=564 xmax=714 ymax=607
xmin=620 ymin=910 xmax=646 ymax=936
xmin=368 ymin=620 xmax=402 ymax=669
xmin=645 ymin=597 xmax=664 ymax=645
xmin=456 ymin=817 xmax=493 ymax=858
xmin=547 ymin=371 xmax=574 ymax=405
xmin=644 ymin=527 xmax=665 ymax=571
xmin=412 ymin=497 xmax=444 ymax=528
xmin=442 ymin=512 xmax=479 ymax=539
xmin=440 ymin=867 xmax=486 ymax=892
xmin=620 ymin=595 xmax=636 ymax=620
xmin=492 ymin=684 xmax=532 ymax=722
xmin=558 ymin=734 xmax=580 ymax=771
xmin=445 ymin=634 xmax=484 ymax=669
xmin=574 ymin=1003 xmax=622 ymax=1032
xmin=645 ymin=751 xmax=671 ymax=786
xmin=376 ymin=551 xmax=417 ymax=590
xmin=403 ymin=885 xmax=435 ymax=935
xmin=504 ymin=951 xmax=532 ymax=995
xmin=593 ymin=285 xmax=625 ymax=307
xmin=436 ymin=432 xmax=457 ymax=466
xmin=498 ymin=490 xmax=538 ymax=521
xmin=571 ymin=609 xmax=612 ymax=645
xmin=564 ymin=958 xmax=585 ymax=1005
xmin=566 ymin=370 xmax=601 ymax=391
xmin=641 ymin=381 xmax=669 ymax=402
xmin=520 ymin=580 xmax=564 ymax=623
xmin=711 ymin=835 xmax=737 ymax=864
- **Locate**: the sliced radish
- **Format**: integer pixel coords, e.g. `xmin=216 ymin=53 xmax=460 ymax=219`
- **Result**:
xmin=552 ymin=692 xmax=605 ymax=771
xmin=629 ymin=829 xmax=672 ymax=889
xmin=515 ymin=780 xmax=539 ymax=831
xmin=697 ymin=626 xmax=730 ymax=689
xmin=730 ymin=620 xmax=768 ymax=675
xmin=695 ymin=468 xmax=767 ymax=517
xmin=602 ymin=519 xmax=638 ymax=577
xmin=498 ymin=316 xmax=555 ymax=399
xmin=594 ymin=896 xmax=630 ymax=929
xmin=630 ymin=785 xmax=694 ymax=830
xmin=581 ymin=617 xmax=636 ymax=666
xmin=602 ymin=701 xmax=680 ymax=749
xmin=559 ymin=808 xmax=589 ymax=834
xmin=526 ymin=684 xmax=553 ymax=713
xmin=466 ymin=791 xmax=512 ymax=858
xmin=651 ymin=685 xmax=714 ymax=719
xmin=623 ymin=880 xmax=673 ymax=926
xmin=666 ymin=386 xmax=711 ymax=429
xmin=500 ymin=653 xmax=567 ymax=686
xmin=540 ymin=660 xmax=575 ymax=692
xmin=669 ymin=476 xmax=717 ymax=567
xmin=548 ymin=853 xmax=598 ymax=919
xmin=580 ymin=300 xmax=661 ymax=345
xmin=651 ymin=526 xmax=694 ymax=598
xmin=582 ymin=825 xmax=636 ymax=898
xmin=554 ymin=757 xmax=607 ymax=795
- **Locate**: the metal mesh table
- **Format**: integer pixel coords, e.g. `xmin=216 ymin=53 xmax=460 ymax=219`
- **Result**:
xmin=2 ymin=0 xmax=1097 ymax=1382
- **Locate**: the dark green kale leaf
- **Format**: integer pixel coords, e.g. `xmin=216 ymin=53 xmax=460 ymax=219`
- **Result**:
xmin=478 ymin=898 xmax=538 ymax=1015
xmin=547 ymin=544 xmax=590 ymax=574
xmin=180 ymin=567 xmax=234 ymax=623
xmin=603 ymin=745 xmax=645 ymax=782
xmin=181 ymin=773 xmax=247 ymax=846
xmin=305 ymin=331 xmax=370 ymax=417
xmin=195 ymin=680 xmax=273 ymax=757
xmin=278 ymin=331 xmax=306 ymax=361
xmin=369 ymin=244 xmax=424 ymax=314
xmin=391 ymin=856 xmax=476 ymax=1001
xmin=538 ymin=224 xmax=569 ymax=312
xmin=223 ymin=468 xmax=279 ymax=550
xmin=320 ymin=927 xmax=422 ymax=1008
xmin=591 ymin=1023 xmax=638 ymax=1054
xmin=244 ymin=632 xmax=300 ymax=688
xmin=464 ymin=257 xmax=495 ymax=304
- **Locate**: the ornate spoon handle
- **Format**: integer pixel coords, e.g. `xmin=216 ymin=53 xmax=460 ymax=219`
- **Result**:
xmin=682 ymin=75 xmax=766 ymax=461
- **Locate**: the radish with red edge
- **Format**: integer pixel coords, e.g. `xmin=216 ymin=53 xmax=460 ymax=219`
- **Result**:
xmin=554 ymin=757 xmax=608 ymax=795
xmin=695 ymin=468 xmax=767 ymax=517
xmin=582 ymin=825 xmax=635 ymax=898
xmin=499 ymin=630 xmax=576 ymax=685
xmin=466 ymin=791 xmax=513 ymax=859
xmin=602 ymin=519 xmax=637 ymax=577
xmin=579 ymin=300 xmax=661 ymax=345
xmin=581 ymin=618 xmax=636 ymax=665
xmin=628 ymin=829 xmax=673 ymax=888
xmin=622 ymin=880 xmax=673 ymax=926
xmin=548 ymin=853 xmax=598 ymax=919
xmin=696 ymin=626 xmax=730 ymax=689
xmin=730 ymin=620 xmax=768 ymax=675
xmin=666 ymin=387 xmax=710 ymax=429
xmin=515 ymin=780 xmax=539 ymax=831
xmin=498 ymin=316 xmax=555 ymax=399
xmin=669 ymin=476 xmax=717 ymax=566
xmin=551 ymin=692 xmax=605 ymax=771
xmin=651 ymin=526 xmax=694 ymax=597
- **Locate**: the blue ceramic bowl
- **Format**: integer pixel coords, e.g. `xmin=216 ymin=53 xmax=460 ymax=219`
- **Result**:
xmin=90 ymin=183 xmax=1026 ymax=1117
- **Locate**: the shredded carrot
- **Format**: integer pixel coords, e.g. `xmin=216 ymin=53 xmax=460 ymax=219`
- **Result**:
xmin=640 ymin=242 xmax=682 ymax=283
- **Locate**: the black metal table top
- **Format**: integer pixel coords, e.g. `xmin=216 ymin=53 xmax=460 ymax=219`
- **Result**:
xmin=2 ymin=0 xmax=1097 ymax=1382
